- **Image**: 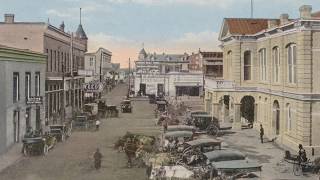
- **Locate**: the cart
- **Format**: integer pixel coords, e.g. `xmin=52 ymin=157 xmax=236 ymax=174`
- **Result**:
xmin=284 ymin=150 xmax=320 ymax=176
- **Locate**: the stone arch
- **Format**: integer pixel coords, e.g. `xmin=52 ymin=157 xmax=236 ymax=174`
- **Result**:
xmin=240 ymin=95 xmax=255 ymax=124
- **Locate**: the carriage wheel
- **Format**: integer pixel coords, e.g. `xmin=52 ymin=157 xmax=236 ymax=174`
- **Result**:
xmin=293 ymin=163 xmax=302 ymax=176
xmin=43 ymin=145 xmax=49 ymax=156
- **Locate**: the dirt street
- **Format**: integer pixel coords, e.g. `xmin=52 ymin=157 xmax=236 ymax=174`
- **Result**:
xmin=0 ymin=83 xmax=160 ymax=180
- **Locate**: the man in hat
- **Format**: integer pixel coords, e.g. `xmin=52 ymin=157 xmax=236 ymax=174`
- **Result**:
xmin=93 ymin=148 xmax=103 ymax=170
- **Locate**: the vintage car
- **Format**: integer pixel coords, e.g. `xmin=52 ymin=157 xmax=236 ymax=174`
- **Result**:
xmin=74 ymin=115 xmax=89 ymax=129
xmin=106 ymin=105 xmax=119 ymax=117
xmin=121 ymin=100 xmax=132 ymax=113
xmin=83 ymin=103 xmax=99 ymax=120
xmin=204 ymin=149 xmax=246 ymax=163
xmin=190 ymin=113 xmax=220 ymax=136
xmin=22 ymin=135 xmax=56 ymax=156
xmin=167 ymin=125 xmax=196 ymax=132
xmin=49 ymin=124 xmax=72 ymax=142
xmin=95 ymin=99 xmax=108 ymax=118
xmin=156 ymin=100 xmax=167 ymax=112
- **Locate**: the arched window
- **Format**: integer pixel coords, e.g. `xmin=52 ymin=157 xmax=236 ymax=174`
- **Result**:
xmin=287 ymin=44 xmax=297 ymax=83
xmin=286 ymin=103 xmax=292 ymax=131
xmin=244 ymin=51 xmax=251 ymax=80
xmin=272 ymin=47 xmax=280 ymax=83
xmin=259 ymin=48 xmax=267 ymax=81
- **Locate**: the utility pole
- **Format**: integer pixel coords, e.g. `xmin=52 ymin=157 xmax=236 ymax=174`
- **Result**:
xmin=100 ymin=50 xmax=102 ymax=82
xmin=251 ymin=0 xmax=253 ymax=18
xmin=70 ymin=32 xmax=74 ymax=118
xmin=128 ymin=58 xmax=131 ymax=97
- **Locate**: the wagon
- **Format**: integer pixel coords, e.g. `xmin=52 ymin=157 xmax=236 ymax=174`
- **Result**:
xmin=284 ymin=150 xmax=320 ymax=176
xmin=22 ymin=135 xmax=56 ymax=156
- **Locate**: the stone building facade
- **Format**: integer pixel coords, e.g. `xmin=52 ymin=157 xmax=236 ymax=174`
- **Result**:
xmin=0 ymin=45 xmax=46 ymax=155
xmin=0 ymin=14 xmax=88 ymax=123
xmin=205 ymin=5 xmax=320 ymax=153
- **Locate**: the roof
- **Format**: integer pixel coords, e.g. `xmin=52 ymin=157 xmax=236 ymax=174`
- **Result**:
xmin=185 ymin=138 xmax=221 ymax=146
xmin=225 ymin=18 xmax=273 ymax=35
xmin=167 ymin=125 xmax=195 ymax=132
xmin=164 ymin=131 xmax=193 ymax=138
xmin=213 ymin=160 xmax=262 ymax=171
xmin=0 ymin=44 xmax=46 ymax=63
xmin=76 ymin=24 xmax=87 ymax=40
xmin=204 ymin=149 xmax=246 ymax=162
xmin=200 ymin=52 xmax=223 ymax=58
xmin=312 ymin=11 xmax=320 ymax=18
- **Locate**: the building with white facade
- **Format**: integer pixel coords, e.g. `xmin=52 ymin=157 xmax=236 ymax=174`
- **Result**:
xmin=134 ymin=48 xmax=203 ymax=96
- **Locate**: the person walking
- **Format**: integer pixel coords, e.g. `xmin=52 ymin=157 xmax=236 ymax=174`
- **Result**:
xmin=260 ymin=124 xmax=264 ymax=143
xmin=93 ymin=148 xmax=103 ymax=170
xmin=95 ymin=119 xmax=101 ymax=131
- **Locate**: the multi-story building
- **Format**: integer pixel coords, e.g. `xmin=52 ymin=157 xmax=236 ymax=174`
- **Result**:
xmin=205 ymin=5 xmax=320 ymax=153
xmin=134 ymin=48 xmax=203 ymax=96
xmin=188 ymin=51 xmax=223 ymax=78
xmin=0 ymin=14 xmax=88 ymax=123
xmin=0 ymin=45 xmax=46 ymax=155
xmin=83 ymin=48 xmax=112 ymax=83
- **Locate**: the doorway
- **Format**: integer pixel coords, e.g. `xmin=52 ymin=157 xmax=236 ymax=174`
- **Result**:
xmin=139 ymin=83 xmax=146 ymax=96
xmin=240 ymin=96 xmax=255 ymax=124
xmin=157 ymin=84 xmax=164 ymax=96
xmin=36 ymin=106 xmax=41 ymax=130
xmin=273 ymin=100 xmax=280 ymax=135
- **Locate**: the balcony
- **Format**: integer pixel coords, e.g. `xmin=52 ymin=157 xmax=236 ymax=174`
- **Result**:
xmin=205 ymin=78 xmax=235 ymax=90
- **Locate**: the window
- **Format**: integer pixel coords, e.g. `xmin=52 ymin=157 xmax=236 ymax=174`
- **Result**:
xmin=227 ymin=51 xmax=232 ymax=79
xmin=50 ymin=50 xmax=53 ymax=72
xmin=35 ymin=72 xmax=40 ymax=96
xmin=287 ymin=44 xmax=297 ymax=84
xmin=259 ymin=48 xmax=267 ymax=81
xmin=54 ymin=50 xmax=57 ymax=72
xmin=272 ymin=47 xmax=280 ymax=83
xmin=244 ymin=51 xmax=251 ymax=80
xmin=25 ymin=72 xmax=31 ymax=99
xmin=13 ymin=72 xmax=19 ymax=103
xmin=46 ymin=49 xmax=49 ymax=71
xmin=90 ymin=57 xmax=94 ymax=66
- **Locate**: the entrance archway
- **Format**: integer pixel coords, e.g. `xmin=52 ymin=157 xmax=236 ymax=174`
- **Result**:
xmin=240 ymin=96 xmax=255 ymax=124
xmin=273 ymin=100 xmax=280 ymax=135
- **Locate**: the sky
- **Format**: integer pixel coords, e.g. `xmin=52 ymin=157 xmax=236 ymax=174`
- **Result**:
xmin=0 ymin=0 xmax=319 ymax=67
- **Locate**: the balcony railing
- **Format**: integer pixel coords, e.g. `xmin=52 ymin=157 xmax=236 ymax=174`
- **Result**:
xmin=205 ymin=78 xmax=235 ymax=90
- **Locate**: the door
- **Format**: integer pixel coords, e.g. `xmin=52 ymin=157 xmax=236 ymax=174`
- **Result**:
xmin=36 ymin=106 xmax=41 ymax=130
xmin=13 ymin=110 xmax=20 ymax=142
xmin=26 ymin=107 xmax=31 ymax=132
xmin=139 ymin=83 xmax=146 ymax=96
xmin=157 ymin=84 xmax=164 ymax=96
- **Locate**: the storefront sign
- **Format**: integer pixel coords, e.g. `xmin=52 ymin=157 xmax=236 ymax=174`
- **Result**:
xmin=26 ymin=96 xmax=43 ymax=105
xmin=82 ymin=81 xmax=104 ymax=93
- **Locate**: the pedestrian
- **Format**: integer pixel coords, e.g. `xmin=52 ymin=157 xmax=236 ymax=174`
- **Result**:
xmin=95 ymin=119 xmax=101 ymax=131
xmin=298 ymin=144 xmax=307 ymax=164
xmin=93 ymin=148 xmax=103 ymax=170
xmin=260 ymin=124 xmax=264 ymax=143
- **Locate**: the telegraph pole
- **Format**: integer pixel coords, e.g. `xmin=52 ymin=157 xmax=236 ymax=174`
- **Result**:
xmin=128 ymin=58 xmax=131 ymax=97
xmin=251 ymin=0 xmax=254 ymax=18
xmin=70 ymin=32 xmax=74 ymax=118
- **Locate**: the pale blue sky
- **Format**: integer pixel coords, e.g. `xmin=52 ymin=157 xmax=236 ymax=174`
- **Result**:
xmin=0 ymin=0 xmax=319 ymax=66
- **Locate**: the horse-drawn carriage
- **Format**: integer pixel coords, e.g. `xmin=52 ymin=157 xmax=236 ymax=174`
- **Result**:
xmin=284 ymin=150 xmax=320 ymax=176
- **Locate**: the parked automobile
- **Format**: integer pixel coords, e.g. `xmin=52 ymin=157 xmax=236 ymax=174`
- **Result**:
xmin=83 ymin=103 xmax=99 ymax=121
xmin=106 ymin=105 xmax=119 ymax=117
xmin=49 ymin=124 xmax=71 ymax=142
xmin=156 ymin=100 xmax=167 ymax=112
xmin=22 ymin=135 xmax=56 ymax=156
xmin=121 ymin=100 xmax=132 ymax=113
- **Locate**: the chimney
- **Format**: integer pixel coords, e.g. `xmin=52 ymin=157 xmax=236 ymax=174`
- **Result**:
xmin=268 ymin=19 xmax=278 ymax=28
xmin=4 ymin=14 xmax=14 ymax=23
xmin=299 ymin=5 xmax=312 ymax=19
xmin=279 ymin=14 xmax=289 ymax=25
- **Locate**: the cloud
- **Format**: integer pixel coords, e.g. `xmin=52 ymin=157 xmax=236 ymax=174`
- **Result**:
xmin=103 ymin=0 xmax=235 ymax=7
xmin=87 ymin=31 xmax=221 ymax=67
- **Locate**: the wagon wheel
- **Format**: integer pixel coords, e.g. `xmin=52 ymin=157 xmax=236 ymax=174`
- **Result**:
xmin=293 ymin=163 xmax=302 ymax=176
xmin=43 ymin=144 xmax=49 ymax=156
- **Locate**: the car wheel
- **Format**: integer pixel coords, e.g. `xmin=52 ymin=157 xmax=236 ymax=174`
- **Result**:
xmin=43 ymin=145 xmax=49 ymax=156
xmin=23 ymin=147 xmax=28 ymax=156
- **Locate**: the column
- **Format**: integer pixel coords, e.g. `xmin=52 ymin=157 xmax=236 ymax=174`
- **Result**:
xmin=232 ymin=103 xmax=242 ymax=130
xmin=212 ymin=103 xmax=220 ymax=118
xmin=254 ymin=103 xmax=259 ymax=129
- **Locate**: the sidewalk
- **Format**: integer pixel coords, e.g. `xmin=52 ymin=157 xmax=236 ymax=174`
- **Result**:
xmin=0 ymin=144 xmax=23 ymax=173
